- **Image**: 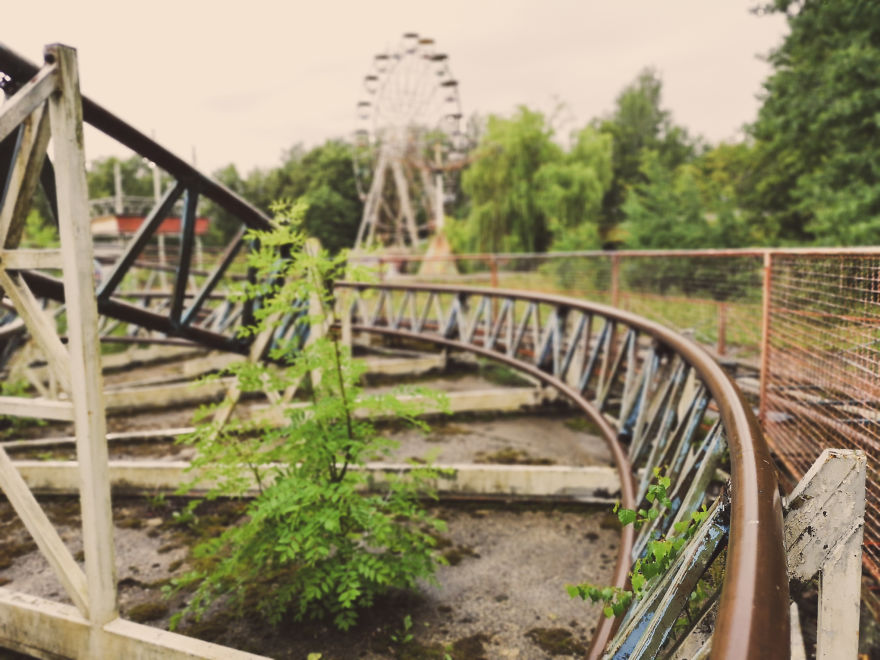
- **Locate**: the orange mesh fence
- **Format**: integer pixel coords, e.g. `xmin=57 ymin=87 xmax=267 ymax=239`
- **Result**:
xmin=762 ymin=252 xmax=880 ymax=580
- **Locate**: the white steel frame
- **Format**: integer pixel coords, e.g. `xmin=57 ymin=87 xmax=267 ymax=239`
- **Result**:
xmin=0 ymin=43 xmax=266 ymax=660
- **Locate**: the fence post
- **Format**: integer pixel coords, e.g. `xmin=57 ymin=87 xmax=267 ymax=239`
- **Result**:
xmin=758 ymin=251 xmax=773 ymax=424
xmin=717 ymin=301 xmax=728 ymax=356
xmin=489 ymin=255 xmax=498 ymax=288
xmin=610 ymin=253 xmax=620 ymax=308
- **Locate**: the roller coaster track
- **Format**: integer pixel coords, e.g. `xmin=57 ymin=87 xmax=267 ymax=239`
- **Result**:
xmin=0 ymin=44 xmax=792 ymax=658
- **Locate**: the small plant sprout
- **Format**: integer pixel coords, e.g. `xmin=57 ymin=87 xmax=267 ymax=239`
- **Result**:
xmin=568 ymin=467 xmax=711 ymax=616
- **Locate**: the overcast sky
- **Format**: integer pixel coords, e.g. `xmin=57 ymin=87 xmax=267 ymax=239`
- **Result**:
xmin=2 ymin=0 xmax=788 ymax=175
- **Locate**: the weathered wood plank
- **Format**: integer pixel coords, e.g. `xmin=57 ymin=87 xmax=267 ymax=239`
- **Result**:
xmin=0 ymin=249 xmax=64 ymax=270
xmin=0 ymin=62 xmax=57 ymax=144
xmin=0 ymin=589 xmax=269 ymax=659
xmin=0 ymin=396 xmax=73 ymax=421
xmin=13 ymin=459 xmax=620 ymax=500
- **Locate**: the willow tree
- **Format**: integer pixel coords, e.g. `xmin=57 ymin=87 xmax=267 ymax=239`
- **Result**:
xmin=460 ymin=109 xmax=611 ymax=253
xmin=461 ymin=107 xmax=560 ymax=253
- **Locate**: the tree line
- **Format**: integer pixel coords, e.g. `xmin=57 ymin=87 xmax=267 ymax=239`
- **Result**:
xmin=78 ymin=0 xmax=880 ymax=253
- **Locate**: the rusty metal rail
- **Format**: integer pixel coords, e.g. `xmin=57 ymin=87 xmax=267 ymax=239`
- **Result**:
xmin=337 ymin=281 xmax=789 ymax=658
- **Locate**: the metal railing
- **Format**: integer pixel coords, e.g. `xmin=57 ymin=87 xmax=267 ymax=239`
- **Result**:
xmin=336 ymin=281 xmax=790 ymax=658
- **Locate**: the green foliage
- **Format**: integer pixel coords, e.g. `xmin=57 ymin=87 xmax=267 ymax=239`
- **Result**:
xmin=462 ymin=107 xmax=561 ymax=253
xmin=594 ymin=68 xmax=699 ymax=240
xmin=749 ymin=0 xmax=880 ymax=245
xmin=86 ymin=155 xmax=167 ymax=200
xmin=168 ymin=200 xmax=448 ymax=631
xmin=460 ymin=109 xmax=611 ymax=254
xmin=390 ymin=614 xmax=415 ymax=645
xmin=205 ymin=141 xmax=361 ymax=251
xmin=567 ymin=468 xmax=710 ymax=617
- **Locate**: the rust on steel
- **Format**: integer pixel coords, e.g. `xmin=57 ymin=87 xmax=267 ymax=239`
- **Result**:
xmin=338 ymin=281 xmax=789 ymax=659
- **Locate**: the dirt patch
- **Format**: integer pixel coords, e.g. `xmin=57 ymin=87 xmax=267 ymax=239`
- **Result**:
xmin=0 ymin=497 xmax=616 ymax=659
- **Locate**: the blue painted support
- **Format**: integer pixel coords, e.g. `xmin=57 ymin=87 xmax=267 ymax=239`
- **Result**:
xmin=635 ymin=361 xmax=689 ymax=487
xmin=665 ymin=386 xmax=711 ymax=484
xmin=620 ymin=348 xmax=659 ymax=442
xmin=510 ymin=302 xmax=535 ymax=358
xmin=416 ymin=292 xmax=434 ymax=333
xmin=98 ymin=181 xmax=185 ymax=300
xmin=578 ymin=318 xmax=611 ymax=394
xmin=598 ymin=328 xmax=637 ymax=412
xmin=392 ymin=290 xmax=412 ymax=330
xmin=486 ymin=298 xmax=512 ymax=351
xmin=169 ymin=188 xmax=198 ymax=327
xmin=370 ymin=289 xmax=388 ymax=326
xmin=181 ymin=226 xmax=245 ymax=327
xmin=559 ymin=312 xmax=587 ymax=381
xmin=466 ymin=296 xmax=489 ymax=344
xmin=632 ymin=417 xmax=723 ymax=561
xmin=534 ymin=307 xmax=557 ymax=371
xmin=607 ymin=497 xmax=728 ymax=660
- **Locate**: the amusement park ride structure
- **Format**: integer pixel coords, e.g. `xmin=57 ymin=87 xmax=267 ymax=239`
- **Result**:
xmin=352 ymin=33 xmax=468 ymax=253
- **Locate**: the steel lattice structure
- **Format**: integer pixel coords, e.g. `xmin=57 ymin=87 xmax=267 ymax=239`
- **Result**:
xmin=335 ymin=281 xmax=789 ymax=658
xmin=352 ymin=33 xmax=466 ymax=250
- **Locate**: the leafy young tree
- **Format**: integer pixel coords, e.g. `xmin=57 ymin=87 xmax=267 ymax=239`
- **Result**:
xmin=169 ymin=200 xmax=448 ymax=630
xmin=750 ymin=0 xmax=880 ymax=245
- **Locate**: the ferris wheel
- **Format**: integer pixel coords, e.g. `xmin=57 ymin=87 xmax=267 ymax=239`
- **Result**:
xmin=352 ymin=33 xmax=467 ymax=250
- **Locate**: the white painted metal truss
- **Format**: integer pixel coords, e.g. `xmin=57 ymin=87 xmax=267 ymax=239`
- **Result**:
xmin=0 ymin=44 xmax=265 ymax=660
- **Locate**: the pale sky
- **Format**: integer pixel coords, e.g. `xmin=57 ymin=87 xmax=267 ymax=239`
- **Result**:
xmin=2 ymin=0 xmax=787 ymax=175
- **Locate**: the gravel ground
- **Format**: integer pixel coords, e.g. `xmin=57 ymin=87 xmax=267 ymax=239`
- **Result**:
xmin=0 ymin=497 xmax=619 ymax=659
xmin=0 ymin=356 xmax=623 ymax=659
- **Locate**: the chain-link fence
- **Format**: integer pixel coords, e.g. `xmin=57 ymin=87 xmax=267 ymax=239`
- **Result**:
xmin=761 ymin=251 xmax=880 ymax=580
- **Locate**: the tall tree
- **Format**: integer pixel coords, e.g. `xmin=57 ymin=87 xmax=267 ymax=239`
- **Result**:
xmin=536 ymin=126 xmax=613 ymax=251
xmin=596 ymin=69 xmax=698 ymax=242
xmin=750 ymin=0 xmax=880 ymax=245
xmin=623 ymin=144 xmax=755 ymax=251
